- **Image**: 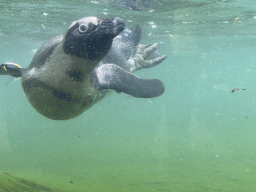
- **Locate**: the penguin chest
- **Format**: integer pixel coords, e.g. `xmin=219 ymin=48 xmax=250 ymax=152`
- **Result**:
xmin=21 ymin=47 xmax=99 ymax=120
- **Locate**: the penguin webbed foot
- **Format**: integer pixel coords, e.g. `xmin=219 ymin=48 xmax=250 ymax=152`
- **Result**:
xmin=132 ymin=43 xmax=167 ymax=72
xmin=0 ymin=62 xmax=22 ymax=77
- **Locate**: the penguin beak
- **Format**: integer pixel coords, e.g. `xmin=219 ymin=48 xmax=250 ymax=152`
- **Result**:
xmin=63 ymin=17 xmax=126 ymax=61
xmin=97 ymin=17 xmax=125 ymax=38
xmin=112 ymin=17 xmax=125 ymax=36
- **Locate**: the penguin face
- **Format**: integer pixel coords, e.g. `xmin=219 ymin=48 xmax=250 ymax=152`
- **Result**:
xmin=63 ymin=17 xmax=125 ymax=61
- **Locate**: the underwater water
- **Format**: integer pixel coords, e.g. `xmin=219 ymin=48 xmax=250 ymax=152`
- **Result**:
xmin=1 ymin=0 xmax=256 ymax=191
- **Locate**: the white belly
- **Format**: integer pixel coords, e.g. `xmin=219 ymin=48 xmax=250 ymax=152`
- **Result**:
xmin=21 ymin=44 xmax=100 ymax=120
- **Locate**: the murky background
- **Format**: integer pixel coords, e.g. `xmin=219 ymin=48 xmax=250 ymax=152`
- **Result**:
xmin=1 ymin=0 xmax=256 ymax=191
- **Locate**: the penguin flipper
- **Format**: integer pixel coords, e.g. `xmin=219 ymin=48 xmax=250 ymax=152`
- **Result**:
xmin=95 ymin=64 xmax=165 ymax=98
xmin=119 ymin=25 xmax=141 ymax=50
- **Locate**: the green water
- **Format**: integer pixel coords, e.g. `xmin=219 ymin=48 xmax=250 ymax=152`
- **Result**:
xmin=1 ymin=0 xmax=256 ymax=191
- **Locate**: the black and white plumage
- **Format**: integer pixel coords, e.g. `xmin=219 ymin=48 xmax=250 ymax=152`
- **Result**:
xmin=0 ymin=16 xmax=167 ymax=120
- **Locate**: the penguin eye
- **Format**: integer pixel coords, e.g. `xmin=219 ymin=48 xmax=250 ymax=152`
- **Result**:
xmin=79 ymin=24 xmax=88 ymax=33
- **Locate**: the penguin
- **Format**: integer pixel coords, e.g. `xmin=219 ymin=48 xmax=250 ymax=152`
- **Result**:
xmin=0 ymin=16 xmax=167 ymax=120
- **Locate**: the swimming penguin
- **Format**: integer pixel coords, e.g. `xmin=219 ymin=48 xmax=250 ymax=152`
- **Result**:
xmin=0 ymin=16 xmax=167 ymax=120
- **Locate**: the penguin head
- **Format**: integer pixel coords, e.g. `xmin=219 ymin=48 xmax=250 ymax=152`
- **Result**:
xmin=63 ymin=17 xmax=125 ymax=61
